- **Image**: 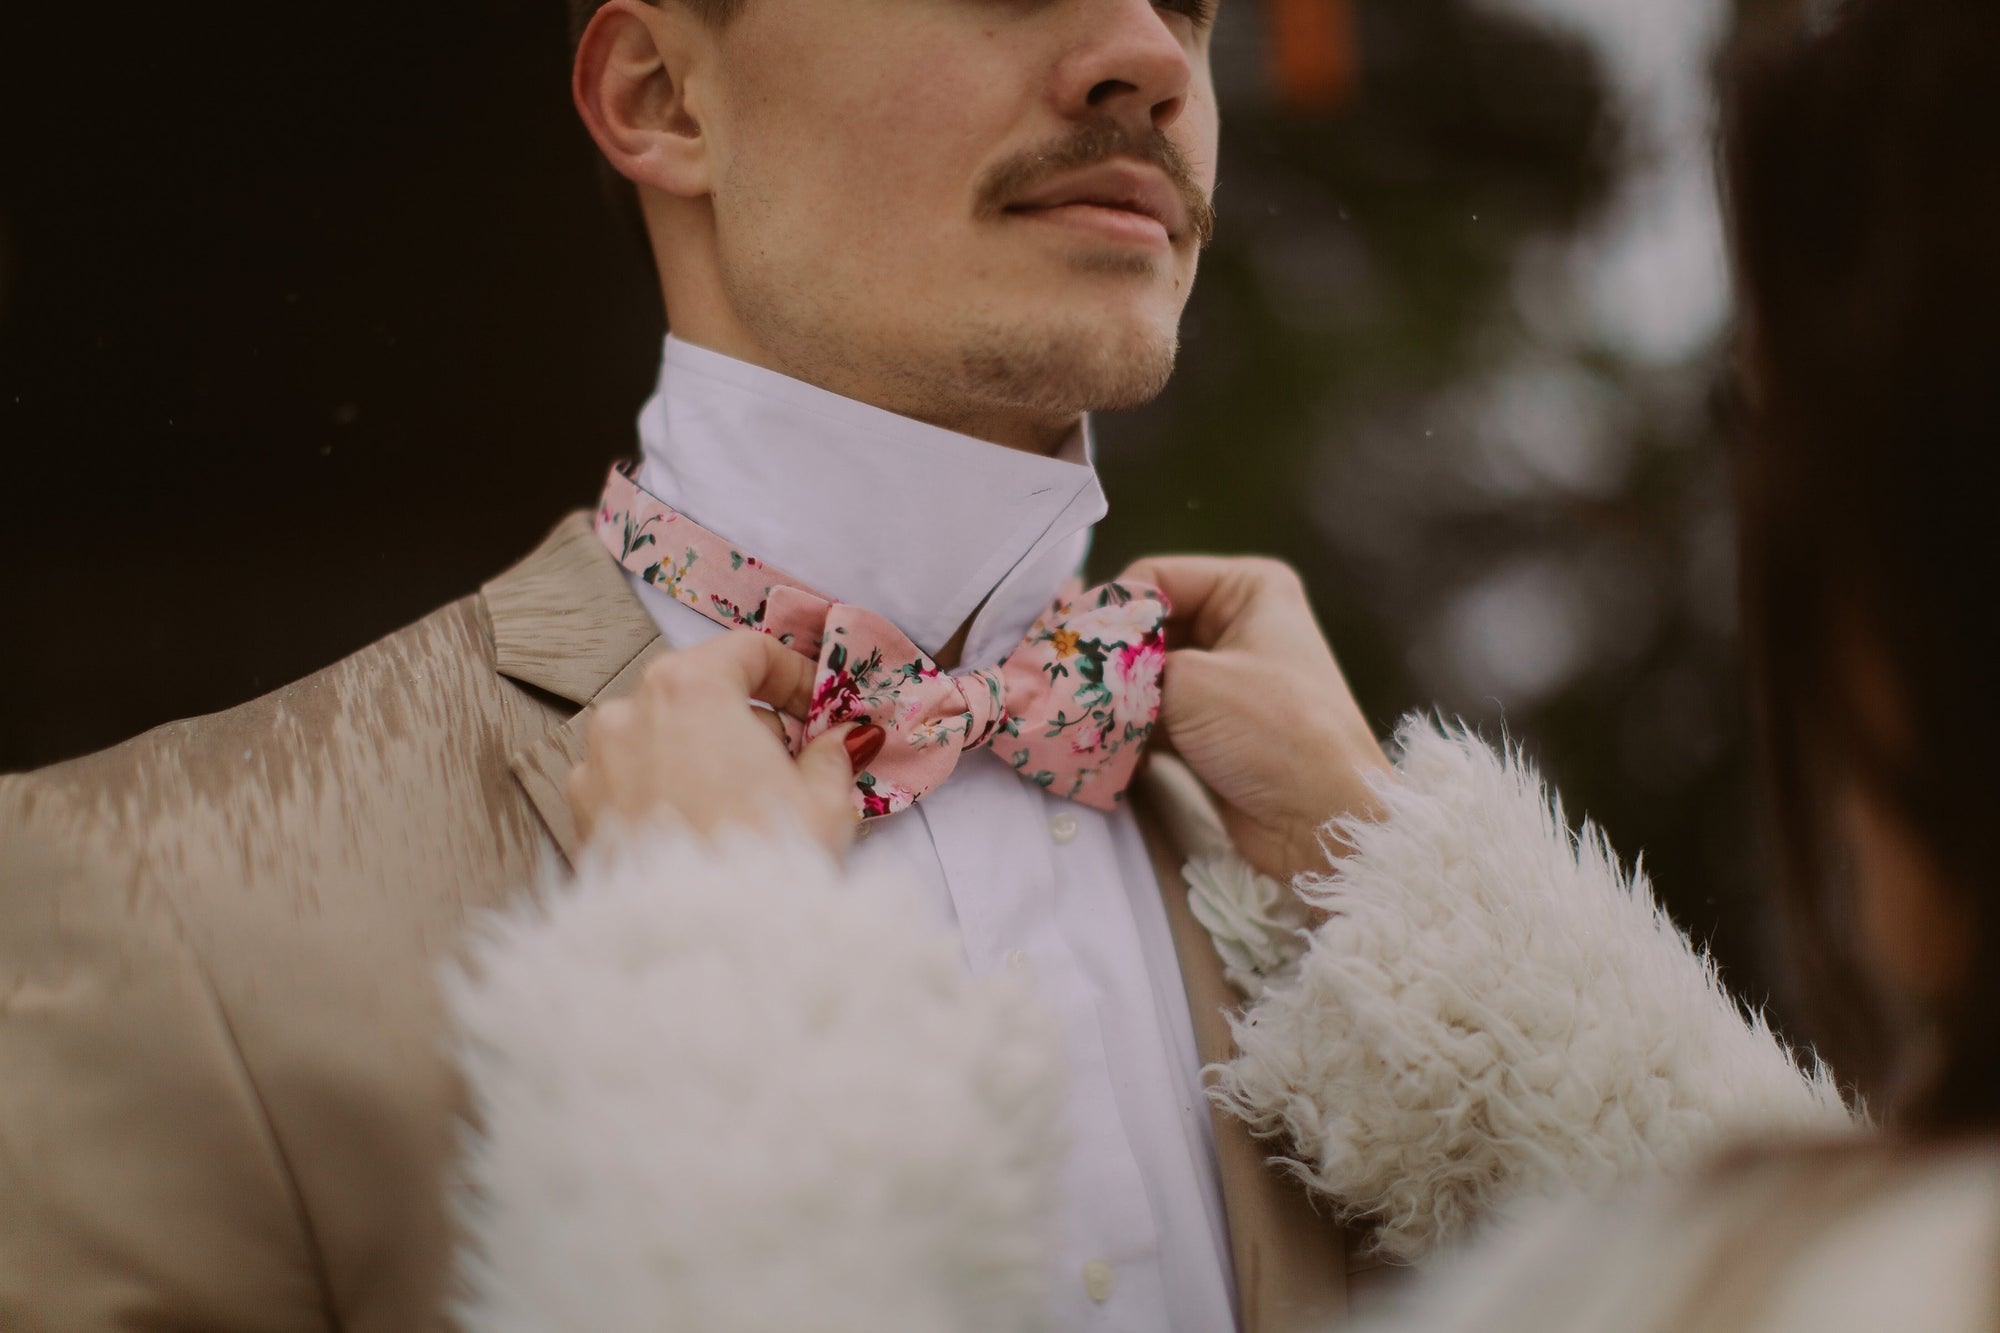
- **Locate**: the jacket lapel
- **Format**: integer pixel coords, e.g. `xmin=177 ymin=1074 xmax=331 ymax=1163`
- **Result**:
xmin=481 ymin=512 xmax=667 ymax=864
xmin=1135 ymin=756 xmax=1356 ymax=1333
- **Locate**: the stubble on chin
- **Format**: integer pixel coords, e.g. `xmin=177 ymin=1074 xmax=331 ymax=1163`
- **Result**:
xmin=725 ymin=242 xmax=1184 ymax=431
xmin=950 ymin=315 xmax=1181 ymax=419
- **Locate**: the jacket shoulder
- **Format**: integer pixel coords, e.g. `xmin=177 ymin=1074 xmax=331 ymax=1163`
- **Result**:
xmin=9 ymin=590 xmax=486 ymax=791
xmin=0 ymin=744 xmax=344 ymax=1329
xmin=0 ymin=588 xmax=560 ymax=1331
xmin=0 ymin=590 xmax=545 ymax=862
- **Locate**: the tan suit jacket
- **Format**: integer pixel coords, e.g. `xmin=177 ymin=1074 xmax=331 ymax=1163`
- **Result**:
xmin=0 ymin=514 xmax=1354 ymax=1332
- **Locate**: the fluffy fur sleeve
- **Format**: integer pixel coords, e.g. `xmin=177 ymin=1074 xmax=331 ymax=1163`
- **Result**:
xmin=1349 ymin=1146 xmax=2000 ymax=1333
xmin=1208 ymin=718 xmax=1857 ymax=1264
xmin=442 ymin=823 xmax=1065 ymax=1333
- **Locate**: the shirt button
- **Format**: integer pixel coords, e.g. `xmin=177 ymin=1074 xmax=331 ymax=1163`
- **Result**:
xmin=1082 ymin=1258 xmax=1116 ymax=1303
xmin=1006 ymin=949 xmax=1031 ymax=974
xmin=1048 ymin=812 xmax=1080 ymax=845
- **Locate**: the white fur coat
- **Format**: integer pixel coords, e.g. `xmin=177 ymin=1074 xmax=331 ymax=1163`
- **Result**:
xmin=444 ymin=720 xmax=1857 ymax=1331
xmin=1209 ymin=718 xmax=1854 ymax=1262
xmin=444 ymin=828 xmax=1065 ymax=1333
xmin=1352 ymin=1141 xmax=1999 ymax=1333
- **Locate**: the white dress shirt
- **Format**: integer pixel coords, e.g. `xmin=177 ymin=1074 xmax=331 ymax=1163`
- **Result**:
xmin=622 ymin=336 xmax=1237 ymax=1331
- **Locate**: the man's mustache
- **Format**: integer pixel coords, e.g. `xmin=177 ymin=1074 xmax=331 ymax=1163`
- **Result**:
xmin=975 ymin=122 xmax=1217 ymax=249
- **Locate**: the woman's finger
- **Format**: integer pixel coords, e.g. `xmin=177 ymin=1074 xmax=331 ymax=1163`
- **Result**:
xmin=716 ymin=631 xmax=819 ymax=718
xmin=796 ymin=723 xmax=876 ymax=849
xmin=643 ymin=630 xmax=819 ymax=718
xmin=749 ymin=703 xmax=792 ymax=747
xmin=797 ymin=724 xmax=861 ymax=801
xmin=1120 ymin=555 xmax=1291 ymax=651
xmin=565 ymin=760 xmax=603 ymax=845
xmin=1119 ymin=555 xmax=1227 ymax=648
xmin=1126 ymin=556 xmax=1331 ymax=663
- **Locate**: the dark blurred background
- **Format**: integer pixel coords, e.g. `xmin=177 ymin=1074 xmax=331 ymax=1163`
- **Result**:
xmin=0 ymin=2 xmax=1784 ymax=1024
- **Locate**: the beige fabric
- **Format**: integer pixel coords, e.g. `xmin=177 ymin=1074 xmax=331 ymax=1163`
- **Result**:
xmin=1138 ymin=759 xmax=1359 ymax=1333
xmin=0 ymin=511 xmax=1353 ymax=1331
xmin=1360 ymin=1141 xmax=2000 ymax=1333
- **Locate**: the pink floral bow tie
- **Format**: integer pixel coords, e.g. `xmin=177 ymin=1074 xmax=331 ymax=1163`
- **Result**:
xmin=594 ymin=463 xmax=1169 ymax=819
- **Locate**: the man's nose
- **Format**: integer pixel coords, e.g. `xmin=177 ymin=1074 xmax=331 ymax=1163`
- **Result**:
xmin=1052 ymin=0 xmax=1195 ymax=134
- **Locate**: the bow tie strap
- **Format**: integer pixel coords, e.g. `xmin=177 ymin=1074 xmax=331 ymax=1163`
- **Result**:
xmin=984 ymin=581 xmax=1171 ymax=811
xmin=761 ymin=586 xmax=835 ymax=656
xmin=593 ymin=461 xmax=1169 ymax=820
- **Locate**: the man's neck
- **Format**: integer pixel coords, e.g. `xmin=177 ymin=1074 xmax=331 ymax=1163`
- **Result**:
xmin=662 ymin=327 xmax=1078 ymax=458
xmin=627 ymin=336 xmax=1106 ymax=664
xmin=903 ymin=402 xmax=1079 ymax=459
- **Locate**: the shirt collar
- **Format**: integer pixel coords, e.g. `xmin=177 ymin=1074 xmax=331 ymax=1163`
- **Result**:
xmin=633 ymin=336 xmax=1107 ymax=662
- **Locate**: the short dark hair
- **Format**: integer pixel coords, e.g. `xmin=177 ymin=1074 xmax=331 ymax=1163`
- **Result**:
xmin=1725 ymin=0 xmax=2000 ymax=1130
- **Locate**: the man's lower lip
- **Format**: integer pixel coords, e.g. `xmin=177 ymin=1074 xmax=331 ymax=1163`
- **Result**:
xmin=1007 ymin=203 xmax=1173 ymax=250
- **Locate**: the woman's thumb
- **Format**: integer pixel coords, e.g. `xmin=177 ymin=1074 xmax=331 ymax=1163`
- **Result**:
xmin=798 ymin=721 xmax=883 ymax=809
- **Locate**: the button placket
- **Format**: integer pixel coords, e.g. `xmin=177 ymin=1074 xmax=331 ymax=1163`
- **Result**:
xmin=920 ymin=773 xmax=1182 ymax=1327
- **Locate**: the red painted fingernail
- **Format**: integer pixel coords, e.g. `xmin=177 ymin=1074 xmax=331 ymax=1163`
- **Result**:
xmin=844 ymin=725 xmax=887 ymax=773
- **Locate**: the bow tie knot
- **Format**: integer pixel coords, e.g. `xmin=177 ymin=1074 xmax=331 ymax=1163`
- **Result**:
xmin=595 ymin=463 xmax=1169 ymax=820
xmin=769 ymin=585 xmax=1168 ymax=819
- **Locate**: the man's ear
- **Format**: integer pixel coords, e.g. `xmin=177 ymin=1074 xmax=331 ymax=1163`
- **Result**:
xmin=573 ymin=0 xmax=713 ymax=199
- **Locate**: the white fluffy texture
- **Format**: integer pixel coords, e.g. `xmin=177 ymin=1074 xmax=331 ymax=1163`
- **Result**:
xmin=1353 ymin=1149 xmax=2000 ymax=1333
xmin=1211 ymin=718 xmax=1858 ymax=1263
xmin=1184 ymin=852 xmax=1312 ymax=999
xmin=445 ymin=822 xmax=1066 ymax=1333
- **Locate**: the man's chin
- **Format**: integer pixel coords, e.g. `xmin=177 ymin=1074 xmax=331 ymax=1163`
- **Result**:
xmin=954 ymin=317 xmax=1180 ymax=418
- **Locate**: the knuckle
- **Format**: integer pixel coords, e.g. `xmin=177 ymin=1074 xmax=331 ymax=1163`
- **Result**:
xmin=730 ymin=632 xmax=775 ymax=673
xmin=642 ymin=654 xmax=682 ymax=693
xmin=1248 ymin=556 xmax=1304 ymax=594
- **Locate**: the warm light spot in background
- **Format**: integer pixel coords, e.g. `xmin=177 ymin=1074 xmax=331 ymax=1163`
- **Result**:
xmin=1269 ymin=0 xmax=1360 ymax=111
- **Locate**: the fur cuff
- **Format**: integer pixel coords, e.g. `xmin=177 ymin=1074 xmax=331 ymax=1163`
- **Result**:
xmin=444 ymin=822 xmax=1065 ymax=1333
xmin=1210 ymin=718 xmax=1855 ymax=1263
xmin=1184 ymin=852 xmax=1312 ymax=999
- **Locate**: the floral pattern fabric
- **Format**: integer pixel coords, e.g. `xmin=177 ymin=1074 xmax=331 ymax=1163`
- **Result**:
xmin=595 ymin=462 xmax=1169 ymax=819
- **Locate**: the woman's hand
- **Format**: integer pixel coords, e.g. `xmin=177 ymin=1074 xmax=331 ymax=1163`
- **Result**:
xmin=1121 ymin=556 xmax=1392 ymax=886
xmin=566 ymin=630 xmax=886 ymax=859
